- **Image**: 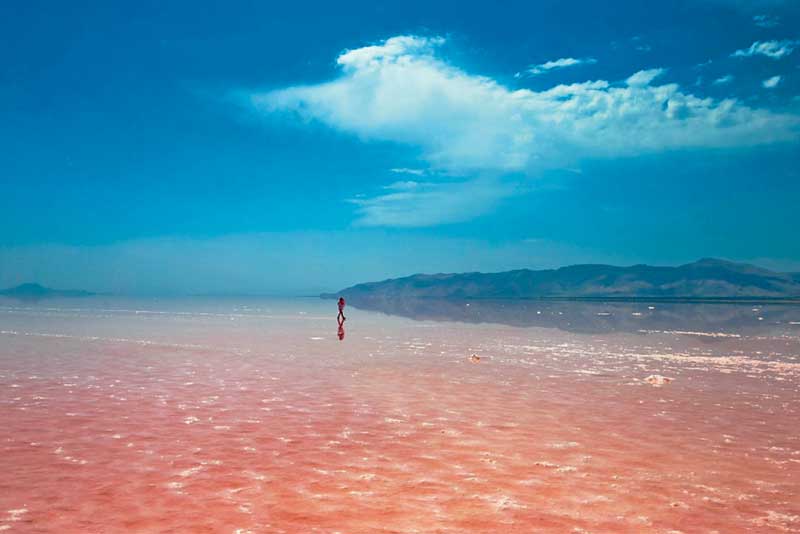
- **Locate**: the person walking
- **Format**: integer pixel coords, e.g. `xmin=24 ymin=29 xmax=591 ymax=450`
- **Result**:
xmin=337 ymin=297 xmax=346 ymax=321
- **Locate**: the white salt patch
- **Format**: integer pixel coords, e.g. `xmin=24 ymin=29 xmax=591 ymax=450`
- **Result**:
xmin=243 ymin=471 xmax=267 ymax=481
xmin=547 ymin=441 xmax=580 ymax=449
xmin=179 ymin=466 xmax=204 ymax=477
xmin=481 ymin=494 xmax=525 ymax=511
xmin=7 ymin=509 xmax=27 ymax=521
xmin=183 ymin=416 xmax=200 ymax=425
xmin=645 ymin=330 xmax=741 ymax=338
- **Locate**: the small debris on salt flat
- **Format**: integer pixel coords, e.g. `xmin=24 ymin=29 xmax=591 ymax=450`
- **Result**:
xmin=644 ymin=374 xmax=674 ymax=386
xmin=469 ymin=354 xmax=481 ymax=364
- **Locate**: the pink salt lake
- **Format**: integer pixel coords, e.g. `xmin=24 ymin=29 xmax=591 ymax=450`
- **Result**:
xmin=1 ymin=297 xmax=798 ymax=533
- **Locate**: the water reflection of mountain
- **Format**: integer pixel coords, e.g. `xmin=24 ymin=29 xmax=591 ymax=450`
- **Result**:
xmin=348 ymin=296 xmax=800 ymax=335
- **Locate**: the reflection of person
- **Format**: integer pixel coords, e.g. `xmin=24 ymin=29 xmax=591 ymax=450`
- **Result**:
xmin=337 ymin=318 xmax=345 ymax=341
xmin=337 ymin=297 xmax=346 ymax=321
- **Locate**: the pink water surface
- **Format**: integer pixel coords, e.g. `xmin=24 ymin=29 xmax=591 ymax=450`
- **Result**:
xmin=1 ymin=298 xmax=799 ymax=533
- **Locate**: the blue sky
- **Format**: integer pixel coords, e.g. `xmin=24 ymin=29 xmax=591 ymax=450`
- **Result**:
xmin=1 ymin=0 xmax=799 ymax=294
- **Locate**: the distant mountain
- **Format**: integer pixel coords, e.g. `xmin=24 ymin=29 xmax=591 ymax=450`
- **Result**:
xmin=0 ymin=283 xmax=94 ymax=299
xmin=325 ymin=259 xmax=800 ymax=301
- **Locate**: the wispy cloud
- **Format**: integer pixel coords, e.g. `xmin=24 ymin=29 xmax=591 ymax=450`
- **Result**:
xmin=732 ymin=39 xmax=799 ymax=59
xmin=389 ymin=167 xmax=426 ymax=176
xmin=251 ymin=35 xmax=800 ymax=226
xmin=713 ymin=74 xmax=735 ymax=85
xmin=516 ymin=57 xmax=597 ymax=78
xmin=753 ymin=14 xmax=780 ymax=28
xmin=631 ymin=36 xmax=652 ymax=53
xmin=349 ymin=178 xmax=513 ymax=227
xmin=763 ymin=75 xmax=782 ymax=88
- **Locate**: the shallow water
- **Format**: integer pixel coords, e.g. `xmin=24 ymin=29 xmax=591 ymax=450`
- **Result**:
xmin=1 ymin=297 xmax=799 ymax=533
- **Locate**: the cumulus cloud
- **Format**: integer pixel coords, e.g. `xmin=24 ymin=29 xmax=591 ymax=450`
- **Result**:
xmin=763 ymin=75 xmax=782 ymax=88
xmin=251 ymin=35 xmax=799 ymax=226
xmin=732 ymin=39 xmax=799 ymax=59
xmin=516 ymin=57 xmax=597 ymax=77
xmin=257 ymin=35 xmax=797 ymax=171
xmin=713 ymin=74 xmax=735 ymax=85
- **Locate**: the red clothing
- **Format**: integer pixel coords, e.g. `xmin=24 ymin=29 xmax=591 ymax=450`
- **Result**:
xmin=338 ymin=298 xmax=345 ymax=311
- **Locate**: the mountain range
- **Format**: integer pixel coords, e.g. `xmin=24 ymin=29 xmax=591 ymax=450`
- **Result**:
xmin=0 ymin=283 xmax=95 ymax=299
xmin=325 ymin=259 xmax=800 ymax=301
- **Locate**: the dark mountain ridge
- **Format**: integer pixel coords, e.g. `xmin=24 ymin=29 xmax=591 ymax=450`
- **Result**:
xmin=325 ymin=259 xmax=800 ymax=300
xmin=0 ymin=283 xmax=95 ymax=299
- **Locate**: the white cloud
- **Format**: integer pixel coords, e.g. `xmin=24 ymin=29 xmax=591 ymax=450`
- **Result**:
xmin=732 ymin=39 xmax=799 ymax=59
xmin=625 ymin=68 xmax=666 ymax=86
xmin=257 ymin=36 xmax=797 ymax=172
xmin=349 ymin=178 xmax=512 ymax=227
xmin=763 ymin=75 xmax=782 ymax=88
xmin=336 ymin=35 xmax=446 ymax=70
xmin=251 ymin=35 xmax=800 ymax=226
xmin=389 ymin=167 xmax=426 ymax=176
xmin=753 ymin=14 xmax=780 ymax=28
xmin=383 ymin=180 xmax=425 ymax=190
xmin=517 ymin=57 xmax=597 ymax=77
xmin=713 ymin=74 xmax=735 ymax=85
